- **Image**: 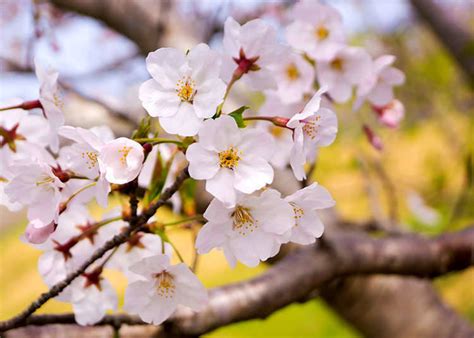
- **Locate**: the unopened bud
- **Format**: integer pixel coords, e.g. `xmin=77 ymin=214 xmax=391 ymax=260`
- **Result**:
xmin=363 ymin=125 xmax=383 ymax=151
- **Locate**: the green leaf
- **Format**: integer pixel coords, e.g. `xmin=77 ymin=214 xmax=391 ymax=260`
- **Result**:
xmin=229 ymin=106 xmax=249 ymax=128
xmin=131 ymin=116 xmax=151 ymax=140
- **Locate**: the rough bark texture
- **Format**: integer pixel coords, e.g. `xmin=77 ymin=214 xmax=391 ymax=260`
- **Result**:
xmin=411 ymin=0 xmax=474 ymax=86
xmin=5 ymin=226 xmax=474 ymax=337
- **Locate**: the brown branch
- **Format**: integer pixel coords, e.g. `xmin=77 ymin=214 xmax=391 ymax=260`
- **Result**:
xmin=411 ymin=0 xmax=474 ymax=86
xmin=5 ymin=225 xmax=474 ymax=335
xmin=0 ymin=168 xmax=189 ymax=333
xmin=49 ymin=0 xmax=171 ymax=54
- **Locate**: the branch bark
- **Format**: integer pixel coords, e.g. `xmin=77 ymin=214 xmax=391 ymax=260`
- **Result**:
xmin=411 ymin=0 xmax=474 ymax=86
xmin=4 ymin=225 xmax=474 ymax=336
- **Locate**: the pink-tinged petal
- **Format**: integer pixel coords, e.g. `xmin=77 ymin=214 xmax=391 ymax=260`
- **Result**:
xmin=367 ymin=83 xmax=393 ymax=107
xmin=188 ymin=43 xmax=222 ymax=84
xmin=25 ymin=219 xmax=55 ymax=244
xmin=289 ymin=127 xmax=306 ymax=181
xmin=381 ymin=67 xmax=405 ymax=85
xmin=286 ymin=183 xmax=335 ymax=210
xmin=171 ymin=264 xmax=208 ymax=310
xmin=327 ymin=81 xmax=352 ymax=103
xmin=233 ymin=156 xmax=273 ymax=194
xmin=145 ymin=48 xmax=185 ymax=89
xmin=159 ymin=103 xmax=202 ymax=137
xmin=206 ymin=169 xmax=236 ymax=207
xmin=198 ymin=115 xmax=241 ymax=152
xmin=203 ymin=198 xmax=232 ymax=223
xmin=139 ymin=79 xmax=180 ymax=118
xmin=238 ymin=129 xmax=275 ymax=161
xmin=186 ymin=143 xmax=220 ymax=180
xmin=196 ymin=221 xmax=228 ymax=254
xmin=244 ymin=68 xmax=277 ymax=91
xmin=193 ymin=78 xmax=226 ymax=119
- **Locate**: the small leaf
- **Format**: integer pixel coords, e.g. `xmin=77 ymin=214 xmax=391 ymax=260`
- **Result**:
xmin=229 ymin=106 xmax=249 ymax=128
xmin=131 ymin=116 xmax=151 ymax=140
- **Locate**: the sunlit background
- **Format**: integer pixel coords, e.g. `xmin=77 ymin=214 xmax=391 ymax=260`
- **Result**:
xmin=1 ymin=0 xmax=473 ymax=337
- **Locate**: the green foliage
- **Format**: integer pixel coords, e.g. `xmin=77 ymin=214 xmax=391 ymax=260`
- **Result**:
xmin=229 ymin=106 xmax=249 ymax=128
xmin=131 ymin=116 xmax=151 ymax=140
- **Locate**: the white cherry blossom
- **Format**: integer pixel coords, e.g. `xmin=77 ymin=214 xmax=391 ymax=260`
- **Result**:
xmin=139 ymin=43 xmax=226 ymax=136
xmin=284 ymin=183 xmax=335 ymax=244
xmin=4 ymin=160 xmax=64 ymax=223
xmin=270 ymin=51 xmax=315 ymax=104
xmin=287 ymin=90 xmax=338 ymax=180
xmin=286 ymin=0 xmax=345 ymax=61
xmin=316 ymin=46 xmax=372 ymax=103
xmin=222 ymin=17 xmax=285 ymax=90
xmin=124 ymin=254 xmax=208 ymax=325
xmin=356 ymin=55 xmax=405 ymax=107
xmin=196 ymin=189 xmax=293 ymax=267
xmin=186 ymin=115 xmax=275 ymax=207
xmin=35 ymin=59 xmax=65 ymax=152
xmin=99 ymin=137 xmax=144 ymax=184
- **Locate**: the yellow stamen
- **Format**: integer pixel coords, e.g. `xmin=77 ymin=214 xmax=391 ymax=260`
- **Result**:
xmin=232 ymin=205 xmax=258 ymax=236
xmin=81 ymin=151 xmax=98 ymax=170
xmin=154 ymin=271 xmax=175 ymax=298
xmin=285 ymin=63 xmax=300 ymax=81
xmin=118 ymin=146 xmax=132 ymax=165
xmin=289 ymin=202 xmax=305 ymax=226
xmin=315 ymin=26 xmax=329 ymax=40
xmin=176 ymin=77 xmax=196 ymax=102
xmin=302 ymin=116 xmax=321 ymax=140
xmin=36 ymin=176 xmax=54 ymax=186
xmin=330 ymin=58 xmax=343 ymax=71
xmin=218 ymin=146 xmax=241 ymax=170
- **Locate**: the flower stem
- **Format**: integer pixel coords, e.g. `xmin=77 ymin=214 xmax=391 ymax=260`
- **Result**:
xmin=168 ymin=240 xmax=185 ymax=263
xmin=163 ymin=215 xmax=204 ymax=227
xmin=133 ymin=138 xmax=183 ymax=146
xmin=216 ymin=70 xmax=242 ymax=116
xmin=243 ymin=116 xmax=291 ymax=129
xmin=60 ymin=182 xmax=97 ymax=213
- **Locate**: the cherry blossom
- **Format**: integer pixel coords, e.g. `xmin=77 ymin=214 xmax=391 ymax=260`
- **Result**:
xmin=287 ymin=89 xmax=338 ymax=180
xmin=4 ymin=160 xmax=64 ymax=223
xmin=286 ymin=0 xmax=345 ymax=61
xmin=186 ymin=115 xmax=275 ymax=207
xmin=24 ymin=219 xmax=56 ymax=244
xmin=269 ymin=51 xmax=315 ymax=104
xmin=356 ymin=55 xmax=405 ymax=107
xmin=124 ymin=254 xmax=208 ymax=325
xmin=316 ymin=46 xmax=372 ymax=103
xmin=373 ymin=99 xmax=405 ymax=129
xmin=196 ymin=189 xmax=293 ymax=267
xmin=284 ymin=183 xmax=335 ymax=244
xmin=99 ymin=137 xmax=145 ymax=184
xmin=222 ymin=17 xmax=285 ymax=90
xmin=35 ymin=59 xmax=65 ymax=152
xmin=139 ymin=43 xmax=226 ymax=136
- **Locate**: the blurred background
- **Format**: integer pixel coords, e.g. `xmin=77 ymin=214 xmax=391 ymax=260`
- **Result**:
xmin=0 ymin=0 xmax=473 ymax=337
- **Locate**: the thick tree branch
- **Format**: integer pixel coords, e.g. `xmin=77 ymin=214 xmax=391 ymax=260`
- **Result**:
xmin=49 ymin=0 xmax=171 ymax=54
xmin=411 ymin=0 xmax=474 ymax=86
xmin=4 ymin=225 xmax=474 ymax=336
xmin=0 ymin=168 xmax=189 ymax=333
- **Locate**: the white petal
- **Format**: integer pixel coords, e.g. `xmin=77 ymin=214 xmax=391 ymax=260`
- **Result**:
xmin=146 ymin=48 xmax=185 ymax=89
xmin=139 ymin=79 xmax=180 ymax=118
xmin=233 ymin=156 xmax=273 ymax=194
xmin=198 ymin=115 xmax=241 ymax=152
xmin=186 ymin=143 xmax=220 ymax=180
xmin=205 ymin=169 xmax=236 ymax=207
xmin=159 ymin=103 xmax=202 ymax=137
xmin=196 ymin=221 xmax=229 ymax=254
xmin=238 ymin=129 xmax=275 ymax=161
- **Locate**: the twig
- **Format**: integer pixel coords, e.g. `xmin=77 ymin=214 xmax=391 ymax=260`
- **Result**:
xmin=0 ymin=168 xmax=189 ymax=332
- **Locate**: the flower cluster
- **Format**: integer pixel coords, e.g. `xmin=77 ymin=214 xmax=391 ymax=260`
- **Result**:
xmin=0 ymin=0 xmax=405 ymax=328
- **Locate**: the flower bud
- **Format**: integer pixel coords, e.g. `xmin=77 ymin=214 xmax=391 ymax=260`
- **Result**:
xmin=25 ymin=219 xmax=55 ymax=244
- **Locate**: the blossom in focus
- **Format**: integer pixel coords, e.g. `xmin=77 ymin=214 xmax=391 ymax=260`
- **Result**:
xmin=284 ymin=183 xmax=335 ymax=244
xmin=139 ymin=43 xmax=226 ymax=136
xmin=4 ymin=161 xmax=64 ymax=223
xmin=356 ymin=55 xmax=405 ymax=107
xmin=35 ymin=59 xmax=65 ymax=152
xmin=286 ymin=0 xmax=345 ymax=61
xmin=222 ymin=17 xmax=285 ymax=90
xmin=269 ymin=51 xmax=315 ymax=104
xmin=124 ymin=254 xmax=208 ymax=325
xmin=186 ymin=115 xmax=275 ymax=207
xmin=287 ymin=89 xmax=338 ymax=180
xmin=196 ymin=189 xmax=293 ymax=267
xmin=99 ymin=137 xmax=144 ymax=184
xmin=316 ymin=46 xmax=372 ymax=103
xmin=373 ymin=99 xmax=405 ymax=129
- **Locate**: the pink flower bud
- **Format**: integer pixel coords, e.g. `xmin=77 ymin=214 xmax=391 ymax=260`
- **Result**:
xmin=373 ymin=99 xmax=405 ymax=129
xmin=25 ymin=219 xmax=55 ymax=244
xmin=363 ymin=125 xmax=383 ymax=151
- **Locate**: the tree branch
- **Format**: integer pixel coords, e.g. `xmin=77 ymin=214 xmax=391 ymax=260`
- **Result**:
xmin=5 ymin=225 xmax=474 ymax=335
xmin=411 ymin=0 xmax=474 ymax=86
xmin=0 ymin=168 xmax=189 ymax=333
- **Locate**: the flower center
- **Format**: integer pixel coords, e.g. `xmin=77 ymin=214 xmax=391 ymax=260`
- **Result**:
xmin=81 ymin=151 xmax=98 ymax=170
xmin=232 ymin=205 xmax=258 ymax=236
xmin=218 ymin=146 xmax=241 ymax=170
xmin=118 ymin=146 xmax=132 ymax=165
xmin=176 ymin=77 xmax=196 ymax=102
xmin=53 ymin=92 xmax=64 ymax=109
xmin=302 ymin=116 xmax=321 ymax=140
xmin=330 ymin=58 xmax=344 ymax=71
xmin=290 ymin=202 xmax=305 ymax=226
xmin=285 ymin=63 xmax=300 ymax=81
xmin=154 ymin=271 xmax=175 ymax=298
xmin=315 ymin=26 xmax=329 ymax=40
